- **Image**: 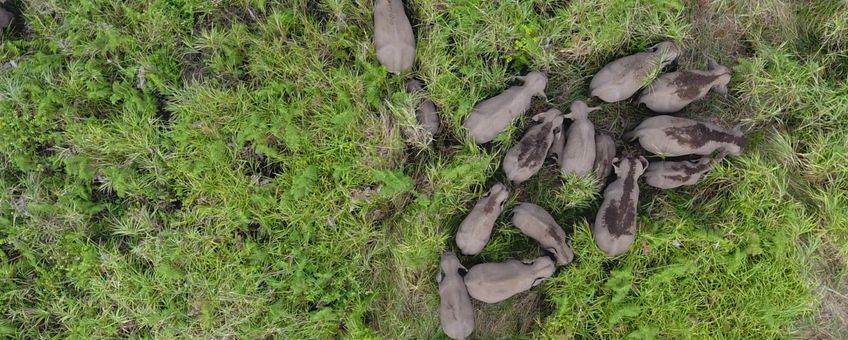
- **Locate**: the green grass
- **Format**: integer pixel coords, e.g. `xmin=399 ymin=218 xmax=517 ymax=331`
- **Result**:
xmin=1 ymin=0 xmax=847 ymax=338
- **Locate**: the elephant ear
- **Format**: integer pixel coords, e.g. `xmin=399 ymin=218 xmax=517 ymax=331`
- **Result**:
xmin=612 ymin=157 xmax=621 ymax=176
xmin=531 ymin=111 xmax=547 ymax=122
xmin=707 ymin=58 xmax=719 ymax=70
xmin=457 ymin=265 xmax=468 ymax=276
xmin=531 ymin=276 xmax=547 ymax=287
xmin=713 ymin=82 xmax=728 ymax=96
xmin=714 ymin=149 xmax=730 ymax=163
xmin=636 ymin=156 xmax=649 ymax=176
xmin=481 ymin=187 xmax=493 ymax=198
xmin=732 ymin=122 xmax=747 ymax=134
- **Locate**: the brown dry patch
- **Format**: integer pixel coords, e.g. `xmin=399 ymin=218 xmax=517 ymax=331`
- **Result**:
xmin=558 ymin=35 xmax=596 ymax=59
xmin=236 ymin=144 xmax=285 ymax=180
xmin=585 ymin=101 xmax=646 ymax=156
xmin=472 ymin=289 xmax=542 ymax=338
xmin=676 ymin=1 xmax=758 ymax=125
xmin=798 ymin=242 xmax=848 ymax=339
xmin=350 ymin=186 xmax=378 ymax=204
xmin=361 ymin=111 xmax=406 ymax=170
xmin=188 ymin=299 xmax=205 ymax=317
xmin=641 ymin=241 xmax=652 ymax=255
xmin=194 ymin=4 xmax=265 ymax=32
xmin=681 ymin=0 xmax=753 ymax=66
xmin=180 ymin=51 xmax=209 ymax=84
xmin=118 ymin=320 xmax=138 ymax=336
xmin=366 ymin=256 xmax=442 ymax=337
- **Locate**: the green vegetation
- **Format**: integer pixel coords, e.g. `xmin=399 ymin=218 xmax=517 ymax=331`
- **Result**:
xmin=1 ymin=0 xmax=846 ymax=338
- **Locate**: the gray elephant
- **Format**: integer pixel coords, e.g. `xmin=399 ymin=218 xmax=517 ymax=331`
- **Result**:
xmin=644 ymin=151 xmax=726 ymax=189
xmin=456 ymin=183 xmax=510 ymax=255
xmin=637 ymin=59 xmax=731 ymax=113
xmin=623 ymin=115 xmax=746 ymax=157
xmin=373 ymin=0 xmax=415 ymax=74
xmin=593 ymin=132 xmax=616 ymax=188
xmin=464 ymin=256 xmax=556 ymax=304
xmin=560 ymin=101 xmax=600 ymax=176
xmin=592 ymin=156 xmax=648 ymax=257
xmin=503 ymin=109 xmax=564 ymax=184
xmin=406 ymin=79 xmax=440 ymax=135
xmin=463 ymin=72 xmax=547 ymax=144
xmin=511 ymin=203 xmax=574 ymax=266
xmin=438 ymin=252 xmax=474 ymax=340
xmin=589 ymin=41 xmax=680 ymax=102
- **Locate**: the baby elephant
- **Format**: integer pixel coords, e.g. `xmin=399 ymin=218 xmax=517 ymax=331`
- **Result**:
xmin=644 ymin=151 xmax=727 ymax=189
xmin=560 ymin=101 xmax=600 ymax=176
xmin=406 ymin=79 xmax=441 ymax=135
xmin=456 ymin=183 xmax=510 ymax=256
xmin=503 ymin=109 xmax=564 ymax=184
xmin=373 ymin=0 xmax=415 ymax=74
xmin=593 ymin=132 xmax=617 ymax=188
xmin=464 ymin=256 xmax=555 ymax=304
xmin=511 ymin=203 xmax=574 ymax=266
xmin=590 ymin=41 xmax=680 ymax=102
xmin=623 ymin=115 xmax=746 ymax=157
xmin=593 ymin=156 xmax=648 ymax=257
xmin=438 ymin=252 xmax=474 ymax=340
xmin=463 ymin=72 xmax=548 ymax=144
xmin=638 ymin=59 xmax=731 ymax=113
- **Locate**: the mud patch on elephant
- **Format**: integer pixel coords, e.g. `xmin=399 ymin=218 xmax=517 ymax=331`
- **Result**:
xmin=604 ymin=164 xmax=637 ymax=236
xmin=669 ymin=160 xmax=711 ymax=174
xmin=664 ymin=124 xmax=745 ymax=149
xmin=545 ymin=224 xmax=565 ymax=247
xmin=671 ymin=72 xmax=723 ymax=100
xmin=483 ymin=191 xmax=503 ymax=214
xmin=517 ymin=122 xmax=553 ymax=169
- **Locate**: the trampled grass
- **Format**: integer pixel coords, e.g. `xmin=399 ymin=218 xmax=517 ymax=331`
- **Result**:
xmin=0 ymin=0 xmax=846 ymax=338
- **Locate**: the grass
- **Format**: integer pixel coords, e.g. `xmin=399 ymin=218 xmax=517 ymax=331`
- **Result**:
xmin=0 ymin=0 xmax=847 ymax=338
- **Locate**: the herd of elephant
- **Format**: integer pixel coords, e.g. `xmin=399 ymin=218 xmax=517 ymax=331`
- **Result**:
xmin=373 ymin=1 xmax=749 ymax=338
xmin=0 ymin=1 xmax=751 ymax=339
